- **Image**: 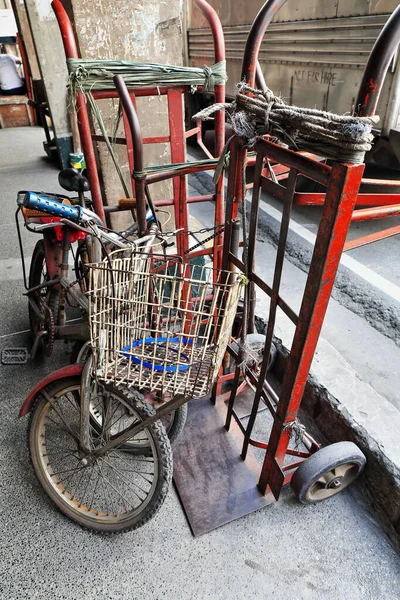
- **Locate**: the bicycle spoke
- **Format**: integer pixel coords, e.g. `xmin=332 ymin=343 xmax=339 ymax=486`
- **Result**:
xmin=43 ymin=449 xmax=78 ymax=458
xmin=45 ymin=402 xmax=80 ymax=443
xmin=76 ymin=463 xmax=96 ymax=508
xmin=108 ymin=451 xmax=154 ymax=465
xmin=96 ymin=459 xmax=132 ymax=512
xmin=101 ymin=457 xmax=150 ymax=500
xmin=87 ymin=463 xmax=102 ymax=513
xmin=97 ymin=460 xmax=119 ymax=514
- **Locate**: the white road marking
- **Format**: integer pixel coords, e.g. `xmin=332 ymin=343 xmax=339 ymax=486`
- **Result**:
xmin=0 ymin=318 xmax=82 ymax=341
xmin=258 ymin=199 xmax=400 ymax=304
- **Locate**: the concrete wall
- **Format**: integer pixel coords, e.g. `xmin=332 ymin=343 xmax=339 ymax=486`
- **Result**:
xmin=69 ymin=0 xmax=184 ymax=229
xmin=24 ymin=0 xmax=72 ymax=166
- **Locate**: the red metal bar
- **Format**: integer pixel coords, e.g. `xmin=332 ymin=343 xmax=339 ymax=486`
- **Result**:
xmin=351 ymin=204 xmax=400 ymax=222
xmin=91 ymin=87 xmax=185 ymax=100
xmin=51 ymin=0 xmax=105 ymax=224
xmin=167 ymin=87 xmax=188 ymax=252
xmin=185 ymin=126 xmax=200 ymax=139
xmin=255 ymin=138 xmax=331 ymax=186
xmin=195 ymin=0 xmax=226 ymax=268
xmin=292 ymin=192 xmax=400 ymax=207
xmin=258 ymin=162 xmax=365 ymax=497
xmin=356 ymin=4 xmax=400 ymax=117
xmin=195 ymin=0 xmax=225 ymax=156
xmin=241 ymin=0 xmax=288 ymax=86
xmin=344 ymin=224 xmax=400 ymax=251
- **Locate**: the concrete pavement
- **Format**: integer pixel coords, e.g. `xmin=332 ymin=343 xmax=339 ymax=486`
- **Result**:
xmin=0 ymin=127 xmax=399 ymax=600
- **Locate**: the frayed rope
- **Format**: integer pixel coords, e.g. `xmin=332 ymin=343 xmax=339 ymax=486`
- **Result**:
xmin=194 ymin=82 xmax=379 ymax=163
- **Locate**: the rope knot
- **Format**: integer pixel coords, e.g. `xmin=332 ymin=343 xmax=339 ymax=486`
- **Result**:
xmin=193 ymin=80 xmax=379 ymax=162
xmin=202 ymin=65 xmax=215 ymax=92
xmin=283 ymin=420 xmax=307 ymax=449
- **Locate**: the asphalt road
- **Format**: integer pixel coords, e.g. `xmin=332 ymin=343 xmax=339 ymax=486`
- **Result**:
xmin=0 ymin=127 xmax=399 ymax=600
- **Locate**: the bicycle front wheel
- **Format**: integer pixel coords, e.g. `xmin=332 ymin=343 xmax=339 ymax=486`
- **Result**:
xmin=28 ymin=377 xmax=172 ymax=533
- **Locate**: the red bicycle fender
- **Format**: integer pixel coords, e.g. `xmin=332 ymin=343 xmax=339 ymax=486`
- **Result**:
xmin=19 ymin=363 xmax=84 ymax=418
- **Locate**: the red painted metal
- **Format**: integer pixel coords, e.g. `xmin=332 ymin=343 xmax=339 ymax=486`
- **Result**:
xmin=241 ymin=0 xmax=288 ymax=86
xmin=258 ymin=160 xmax=364 ymax=496
xmin=292 ymin=192 xmax=400 ymax=207
xmin=51 ymin=0 xmax=105 ymax=225
xmin=19 ymin=364 xmax=83 ymax=417
xmin=356 ymin=4 xmax=400 ymax=117
xmin=195 ymin=0 xmax=226 ymax=269
xmin=53 ymin=0 xmax=226 ymax=265
xmin=351 ymin=204 xmax=400 ymax=221
xmin=344 ymin=224 xmax=400 ymax=251
xmin=246 ymin=1 xmax=400 ymax=249
xmin=219 ymin=0 xmax=369 ymax=503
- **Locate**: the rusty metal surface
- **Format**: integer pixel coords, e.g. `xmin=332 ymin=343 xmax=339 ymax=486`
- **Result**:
xmin=52 ymin=0 xmax=105 ymax=224
xmin=53 ymin=0 xmax=226 ymax=261
xmin=221 ymin=117 xmax=364 ymax=499
xmin=172 ymin=396 xmax=275 ymax=536
xmin=356 ymin=3 xmax=400 ymax=117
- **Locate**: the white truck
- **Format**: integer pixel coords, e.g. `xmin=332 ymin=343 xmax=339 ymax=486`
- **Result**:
xmin=187 ymin=0 xmax=400 ymax=166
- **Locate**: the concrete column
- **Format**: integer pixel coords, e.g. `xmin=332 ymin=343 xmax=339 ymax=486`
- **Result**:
xmin=68 ymin=0 xmax=184 ymax=230
xmin=24 ymin=0 xmax=72 ymax=167
xmin=10 ymin=0 xmax=40 ymax=80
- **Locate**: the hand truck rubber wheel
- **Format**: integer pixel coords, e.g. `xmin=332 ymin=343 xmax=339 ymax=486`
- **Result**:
xmin=290 ymin=441 xmax=366 ymax=504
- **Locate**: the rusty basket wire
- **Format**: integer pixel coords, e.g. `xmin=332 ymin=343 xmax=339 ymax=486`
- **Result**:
xmin=88 ymin=248 xmax=245 ymax=400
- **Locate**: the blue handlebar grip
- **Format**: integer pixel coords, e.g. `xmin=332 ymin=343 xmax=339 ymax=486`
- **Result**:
xmin=23 ymin=192 xmax=82 ymax=222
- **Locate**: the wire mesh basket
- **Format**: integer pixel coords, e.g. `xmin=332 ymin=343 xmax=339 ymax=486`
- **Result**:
xmin=88 ymin=248 xmax=246 ymax=400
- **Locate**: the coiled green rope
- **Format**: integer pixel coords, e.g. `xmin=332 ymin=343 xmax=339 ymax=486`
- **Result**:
xmin=67 ymin=58 xmax=227 ymax=93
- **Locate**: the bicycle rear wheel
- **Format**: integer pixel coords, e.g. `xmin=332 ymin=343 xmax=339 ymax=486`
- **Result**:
xmin=28 ymin=377 xmax=172 ymax=533
xmin=70 ymin=341 xmax=188 ymax=443
xmin=29 ymin=239 xmax=59 ymax=357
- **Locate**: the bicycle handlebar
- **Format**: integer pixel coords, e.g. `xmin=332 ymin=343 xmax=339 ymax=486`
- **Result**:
xmin=18 ymin=191 xmax=160 ymax=249
xmin=20 ymin=192 xmax=83 ymax=222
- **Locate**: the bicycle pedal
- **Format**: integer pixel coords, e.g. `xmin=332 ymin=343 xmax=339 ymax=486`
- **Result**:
xmin=1 ymin=347 xmax=28 ymax=365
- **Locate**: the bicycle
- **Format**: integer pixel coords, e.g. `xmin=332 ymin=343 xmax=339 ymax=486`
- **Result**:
xmin=16 ymin=189 xmax=187 ymax=443
xmin=16 ymin=168 xmax=141 ymax=360
xmin=18 ymin=191 xmax=245 ymax=532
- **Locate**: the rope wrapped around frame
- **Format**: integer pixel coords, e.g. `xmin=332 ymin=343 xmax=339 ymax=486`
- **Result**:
xmin=67 ymin=58 xmax=227 ymax=93
xmin=194 ymin=82 xmax=379 ymax=163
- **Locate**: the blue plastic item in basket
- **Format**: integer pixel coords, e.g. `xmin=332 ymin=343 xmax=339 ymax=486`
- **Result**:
xmin=122 ymin=337 xmax=193 ymax=372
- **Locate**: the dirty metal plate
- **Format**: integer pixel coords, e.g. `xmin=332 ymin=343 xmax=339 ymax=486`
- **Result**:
xmin=173 ymin=396 xmax=275 ymax=536
xmin=1 ymin=347 xmax=28 ymax=365
xmin=224 ymin=384 xmax=268 ymax=419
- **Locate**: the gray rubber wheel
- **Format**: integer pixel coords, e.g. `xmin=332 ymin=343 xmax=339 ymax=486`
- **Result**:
xmin=160 ymin=402 xmax=188 ymax=444
xmin=291 ymin=441 xmax=366 ymax=504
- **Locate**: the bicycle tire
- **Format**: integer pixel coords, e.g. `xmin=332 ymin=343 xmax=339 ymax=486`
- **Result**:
xmin=28 ymin=377 xmax=173 ymax=533
xmin=28 ymin=239 xmax=59 ymax=357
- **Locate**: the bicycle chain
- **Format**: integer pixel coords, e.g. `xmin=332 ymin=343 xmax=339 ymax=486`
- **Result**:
xmin=37 ymin=297 xmax=55 ymax=356
xmin=184 ymin=224 xmax=225 ymax=255
xmin=157 ymin=224 xmax=225 ymax=240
